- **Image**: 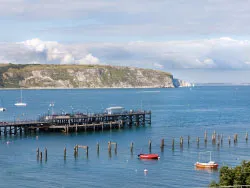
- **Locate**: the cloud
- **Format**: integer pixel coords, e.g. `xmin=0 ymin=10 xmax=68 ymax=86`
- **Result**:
xmin=1 ymin=0 xmax=250 ymax=40
xmin=1 ymin=37 xmax=250 ymax=70
xmin=77 ymin=54 xmax=100 ymax=65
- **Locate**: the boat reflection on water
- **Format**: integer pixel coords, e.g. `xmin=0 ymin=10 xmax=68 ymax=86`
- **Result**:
xmin=195 ymin=166 xmax=218 ymax=173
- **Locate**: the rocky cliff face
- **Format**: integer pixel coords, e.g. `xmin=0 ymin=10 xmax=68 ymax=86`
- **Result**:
xmin=0 ymin=64 xmax=189 ymax=88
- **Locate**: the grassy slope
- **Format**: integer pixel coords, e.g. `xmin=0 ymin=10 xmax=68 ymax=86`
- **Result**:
xmin=0 ymin=64 xmax=173 ymax=88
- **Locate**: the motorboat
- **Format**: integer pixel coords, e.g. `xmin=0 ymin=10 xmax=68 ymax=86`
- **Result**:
xmin=138 ymin=153 xmax=159 ymax=160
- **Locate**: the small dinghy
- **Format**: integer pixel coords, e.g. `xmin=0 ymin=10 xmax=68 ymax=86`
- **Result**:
xmin=138 ymin=153 xmax=159 ymax=160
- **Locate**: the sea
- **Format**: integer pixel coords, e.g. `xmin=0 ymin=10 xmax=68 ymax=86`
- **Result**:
xmin=0 ymin=86 xmax=250 ymax=188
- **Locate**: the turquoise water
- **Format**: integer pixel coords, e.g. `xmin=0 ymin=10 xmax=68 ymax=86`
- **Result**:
xmin=0 ymin=86 xmax=250 ymax=187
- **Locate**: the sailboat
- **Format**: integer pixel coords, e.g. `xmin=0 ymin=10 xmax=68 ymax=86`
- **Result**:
xmin=195 ymin=151 xmax=218 ymax=169
xmin=14 ymin=89 xmax=27 ymax=107
xmin=0 ymin=99 xmax=6 ymax=112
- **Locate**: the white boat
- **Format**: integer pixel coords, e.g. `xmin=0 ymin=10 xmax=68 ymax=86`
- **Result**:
xmin=0 ymin=99 xmax=6 ymax=112
xmin=0 ymin=107 xmax=6 ymax=112
xmin=195 ymin=151 xmax=218 ymax=169
xmin=14 ymin=89 xmax=27 ymax=107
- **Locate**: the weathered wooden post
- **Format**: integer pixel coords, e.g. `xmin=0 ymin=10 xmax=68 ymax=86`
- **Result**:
xmin=36 ymin=147 xmax=39 ymax=160
xmin=217 ymin=134 xmax=221 ymax=147
xmin=180 ymin=136 xmax=183 ymax=147
xmin=197 ymin=137 xmax=200 ymax=146
xmin=97 ymin=142 xmax=100 ymax=155
xmin=160 ymin=139 xmax=164 ymax=149
xmin=221 ymin=134 xmax=223 ymax=144
xmin=74 ymin=146 xmax=77 ymax=157
xmin=114 ymin=143 xmax=117 ymax=154
xmin=45 ymin=147 xmax=47 ymax=161
xmin=130 ymin=142 xmax=134 ymax=153
xmin=64 ymin=147 xmax=66 ymax=160
xmin=108 ymin=141 xmax=111 ymax=153
xmin=188 ymin=135 xmax=190 ymax=146
xmin=39 ymin=151 xmax=42 ymax=161
xmin=86 ymin=146 xmax=89 ymax=157
xmin=234 ymin=134 xmax=238 ymax=143
xmin=148 ymin=140 xmax=152 ymax=153
xmin=228 ymin=136 xmax=231 ymax=145
xmin=246 ymin=132 xmax=248 ymax=142
xmin=172 ymin=138 xmax=174 ymax=150
xmin=204 ymin=131 xmax=207 ymax=143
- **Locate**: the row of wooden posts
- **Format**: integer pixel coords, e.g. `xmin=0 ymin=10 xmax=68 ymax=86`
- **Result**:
xmin=36 ymin=131 xmax=249 ymax=161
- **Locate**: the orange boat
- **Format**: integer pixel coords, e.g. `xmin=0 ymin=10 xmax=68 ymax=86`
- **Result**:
xmin=195 ymin=151 xmax=218 ymax=169
xmin=138 ymin=154 xmax=159 ymax=160
xmin=195 ymin=161 xmax=219 ymax=169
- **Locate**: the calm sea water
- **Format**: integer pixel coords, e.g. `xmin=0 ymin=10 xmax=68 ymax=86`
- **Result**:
xmin=0 ymin=86 xmax=250 ymax=188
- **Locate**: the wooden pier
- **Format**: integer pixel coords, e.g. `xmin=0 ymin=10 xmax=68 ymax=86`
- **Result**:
xmin=0 ymin=110 xmax=151 ymax=135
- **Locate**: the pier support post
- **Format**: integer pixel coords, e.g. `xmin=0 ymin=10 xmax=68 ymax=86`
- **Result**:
xmin=160 ymin=139 xmax=164 ymax=149
xmin=86 ymin=146 xmax=89 ymax=157
xmin=172 ymin=138 xmax=174 ymax=150
xmin=221 ymin=134 xmax=223 ymax=144
xmin=204 ymin=131 xmax=207 ymax=143
xmin=14 ymin=126 xmax=17 ymax=135
xmin=234 ymin=134 xmax=238 ymax=143
xmin=4 ymin=127 xmax=7 ymax=136
xmin=130 ymin=142 xmax=134 ymax=154
xmin=0 ymin=127 xmax=1 ymax=136
xmin=39 ymin=151 xmax=42 ymax=161
xmin=246 ymin=132 xmax=248 ymax=142
xmin=64 ymin=147 xmax=66 ymax=160
xmin=9 ymin=126 xmax=12 ymax=135
xmin=148 ymin=140 xmax=152 ymax=153
xmin=228 ymin=136 xmax=231 ymax=145
xmin=114 ymin=143 xmax=117 ymax=154
xmin=36 ymin=148 xmax=39 ymax=160
xmin=180 ymin=136 xmax=183 ymax=147
xmin=20 ymin=127 xmax=22 ymax=136
xmin=108 ymin=141 xmax=111 ymax=153
xmin=197 ymin=137 xmax=200 ymax=146
xmin=45 ymin=148 xmax=47 ymax=161
xmin=75 ymin=124 xmax=78 ymax=133
xmin=188 ymin=136 xmax=190 ymax=146
xmin=97 ymin=143 xmax=100 ymax=155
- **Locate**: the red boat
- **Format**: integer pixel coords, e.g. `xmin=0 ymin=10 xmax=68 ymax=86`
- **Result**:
xmin=138 ymin=154 xmax=159 ymax=160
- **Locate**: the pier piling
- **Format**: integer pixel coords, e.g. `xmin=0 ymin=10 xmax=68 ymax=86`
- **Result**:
xmin=188 ymin=136 xmax=190 ymax=146
xmin=45 ymin=148 xmax=47 ymax=161
xmin=130 ymin=142 xmax=134 ymax=153
xmin=64 ymin=147 xmax=66 ymax=159
xmin=160 ymin=139 xmax=164 ymax=149
xmin=39 ymin=151 xmax=42 ymax=161
xmin=246 ymin=132 xmax=248 ymax=142
xmin=172 ymin=138 xmax=174 ymax=150
xmin=97 ymin=143 xmax=100 ymax=155
xmin=36 ymin=148 xmax=39 ymax=160
xmin=149 ymin=140 xmax=152 ymax=153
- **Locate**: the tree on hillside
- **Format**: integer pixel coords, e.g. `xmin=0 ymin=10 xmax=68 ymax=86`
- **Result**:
xmin=210 ymin=160 xmax=250 ymax=187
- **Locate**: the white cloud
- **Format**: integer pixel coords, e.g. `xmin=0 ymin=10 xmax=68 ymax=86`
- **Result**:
xmin=78 ymin=54 xmax=100 ymax=65
xmin=1 ymin=37 xmax=250 ymax=70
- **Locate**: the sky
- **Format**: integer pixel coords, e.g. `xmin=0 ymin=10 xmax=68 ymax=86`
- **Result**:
xmin=1 ymin=0 xmax=250 ymax=83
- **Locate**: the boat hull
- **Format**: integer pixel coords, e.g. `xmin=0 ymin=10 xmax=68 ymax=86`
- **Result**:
xmin=195 ymin=162 xmax=218 ymax=169
xmin=138 ymin=154 xmax=159 ymax=160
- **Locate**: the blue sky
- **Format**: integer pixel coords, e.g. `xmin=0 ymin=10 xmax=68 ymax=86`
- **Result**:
xmin=1 ymin=0 xmax=250 ymax=83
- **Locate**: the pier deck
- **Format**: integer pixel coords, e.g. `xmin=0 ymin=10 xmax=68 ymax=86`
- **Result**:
xmin=0 ymin=110 xmax=151 ymax=135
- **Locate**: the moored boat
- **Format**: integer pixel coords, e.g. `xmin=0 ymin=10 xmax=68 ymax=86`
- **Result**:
xmin=138 ymin=153 xmax=159 ymax=160
xmin=195 ymin=151 xmax=218 ymax=169
xmin=195 ymin=161 xmax=218 ymax=169
xmin=0 ymin=107 xmax=6 ymax=112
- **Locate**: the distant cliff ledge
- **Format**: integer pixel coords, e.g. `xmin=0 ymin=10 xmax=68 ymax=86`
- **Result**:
xmin=0 ymin=64 xmax=190 ymax=89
